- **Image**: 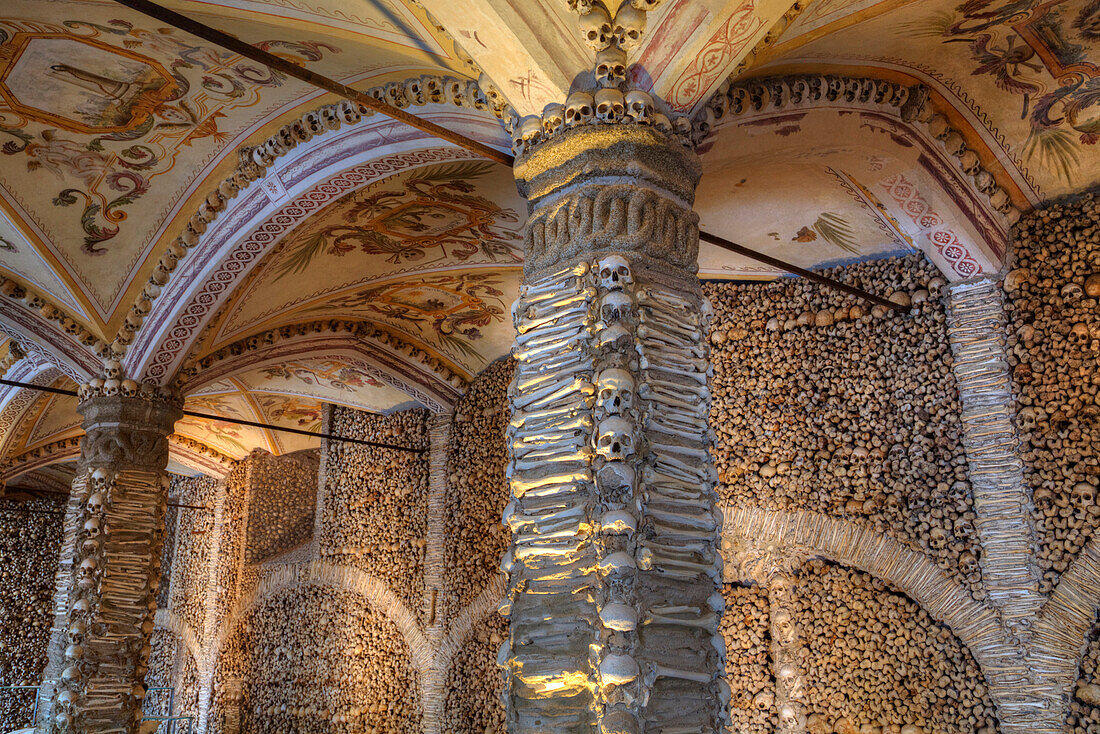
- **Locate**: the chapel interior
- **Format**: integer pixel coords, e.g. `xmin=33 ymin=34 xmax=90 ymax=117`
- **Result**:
xmin=0 ymin=0 xmax=1098 ymax=732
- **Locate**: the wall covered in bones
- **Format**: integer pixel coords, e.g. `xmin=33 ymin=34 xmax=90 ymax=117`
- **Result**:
xmin=0 ymin=495 xmax=63 ymax=730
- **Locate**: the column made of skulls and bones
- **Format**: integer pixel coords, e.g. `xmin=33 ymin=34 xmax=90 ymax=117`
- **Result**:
xmin=501 ymin=115 xmax=726 ymax=730
xmin=38 ymin=371 xmax=181 ymax=734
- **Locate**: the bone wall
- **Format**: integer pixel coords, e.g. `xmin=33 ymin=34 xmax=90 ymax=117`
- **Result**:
xmin=705 ymin=253 xmax=980 ymax=596
xmin=444 ymin=358 xmax=514 ymax=622
xmin=165 ymin=475 xmax=219 ymax=640
xmin=441 ymin=611 xmax=508 ymax=733
xmin=1067 ymin=610 xmax=1100 ymax=731
xmin=244 ymin=449 xmax=319 ymax=564
xmin=1004 ymin=192 xmax=1100 ymax=595
xmin=0 ymin=495 xmax=63 ymax=730
xmin=212 ymin=584 xmax=420 ymax=733
xmin=721 ymin=584 xmax=774 ymax=731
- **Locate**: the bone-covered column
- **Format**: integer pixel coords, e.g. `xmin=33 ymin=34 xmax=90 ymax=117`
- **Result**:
xmin=501 ymin=125 xmax=726 ymax=733
xmin=39 ymin=385 xmax=181 ymax=734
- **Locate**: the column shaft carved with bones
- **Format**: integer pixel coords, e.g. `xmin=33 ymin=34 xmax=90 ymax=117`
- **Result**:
xmin=501 ymin=125 xmax=726 ymax=732
xmin=38 ymin=392 xmax=181 ymax=734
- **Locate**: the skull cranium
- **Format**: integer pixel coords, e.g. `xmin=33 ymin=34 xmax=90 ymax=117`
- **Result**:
xmin=596 ymin=416 xmax=636 ymax=460
xmin=597 ymin=255 xmax=633 ymax=290
xmin=596 ymin=368 xmax=635 ymax=415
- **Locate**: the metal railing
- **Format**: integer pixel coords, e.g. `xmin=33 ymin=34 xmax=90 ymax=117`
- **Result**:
xmin=0 ymin=684 xmax=41 ymax=727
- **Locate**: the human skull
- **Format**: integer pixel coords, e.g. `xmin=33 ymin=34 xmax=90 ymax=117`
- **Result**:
xmin=597 ymin=323 xmax=633 ymax=352
xmin=953 ymin=516 xmax=975 ymax=541
xmin=625 ymin=89 xmax=653 ymax=123
xmin=595 ymin=47 xmax=627 ymax=88
xmin=1070 ymin=322 xmax=1090 ymax=346
xmin=86 ymin=492 xmax=106 ymax=515
xmin=1072 ymin=481 xmax=1097 ymax=508
xmin=82 ymin=518 xmax=102 ymax=539
xmin=515 ymin=116 xmax=544 ymax=156
xmin=422 ymin=75 xmax=444 ymax=104
xmin=67 ymin=622 xmax=86 ymax=645
xmin=1062 ymin=281 xmax=1085 ymax=303
xmin=597 ymin=254 xmax=633 ymax=290
xmin=1017 ymin=406 xmax=1044 ymax=432
xmin=102 ymin=378 xmax=120 ymax=397
xmin=580 ymin=4 xmax=613 ymax=51
xmin=1003 ymin=268 xmax=1030 ymax=293
xmin=594 ymin=88 xmax=625 ymax=123
xmin=779 ymin=704 xmax=800 ymax=729
xmin=928 ymin=526 xmax=948 ymax=551
xmin=1033 ymin=486 xmax=1054 ymax=511
xmin=600 ymin=291 xmax=635 ymax=324
xmin=597 ymin=368 xmax=635 ymax=415
xmin=958 ymin=551 xmax=979 ymax=575
xmin=773 ymin=608 xmax=796 ymax=644
xmin=613 ymin=4 xmax=646 ymax=52
xmin=404 ymin=77 xmax=425 ymax=106
xmin=565 ymin=91 xmax=595 ymax=126
xmin=753 ymin=690 xmax=774 ymax=710
xmin=596 ymin=416 xmax=636 ymax=460
xmin=103 ymin=360 xmax=122 ymax=380
xmin=120 ymin=379 xmax=138 ymax=398
xmin=542 ymin=103 xmax=566 ymax=135
xmin=652 ymin=112 xmax=672 ymax=134
xmin=78 ymin=558 xmax=98 ymax=588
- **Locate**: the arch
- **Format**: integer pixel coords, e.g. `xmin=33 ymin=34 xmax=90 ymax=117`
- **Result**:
xmin=154 ymin=607 xmax=204 ymax=677
xmin=0 ymin=362 xmax=64 ymax=461
xmin=696 ymin=73 xmax=1019 ymax=282
xmin=177 ymin=324 xmax=462 ymax=414
xmin=123 ymin=99 xmax=510 ymax=386
xmin=0 ymin=278 xmax=103 ymax=382
xmin=208 ymin=559 xmax=431 ymax=674
xmin=718 ymin=504 xmax=1049 ymax=730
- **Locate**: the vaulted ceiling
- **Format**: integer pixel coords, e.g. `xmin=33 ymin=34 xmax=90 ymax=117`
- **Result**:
xmin=1 ymin=0 xmax=1098 ymax=475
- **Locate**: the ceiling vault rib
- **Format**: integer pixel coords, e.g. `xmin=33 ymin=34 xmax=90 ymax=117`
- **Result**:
xmin=110 ymin=0 xmax=910 ymax=314
xmin=0 ymin=379 xmax=424 ymax=454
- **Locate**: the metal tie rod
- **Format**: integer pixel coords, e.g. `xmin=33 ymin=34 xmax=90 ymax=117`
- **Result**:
xmin=0 ymin=379 xmax=424 ymax=454
xmin=112 ymin=0 xmax=909 ymax=313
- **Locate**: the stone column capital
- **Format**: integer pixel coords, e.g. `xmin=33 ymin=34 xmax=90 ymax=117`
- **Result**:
xmin=78 ymin=395 xmax=182 ymax=472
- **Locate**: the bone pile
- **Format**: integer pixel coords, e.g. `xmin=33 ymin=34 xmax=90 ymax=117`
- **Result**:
xmin=1003 ymin=193 xmax=1100 ymax=595
xmin=164 ymin=475 xmax=218 ymax=644
xmin=0 ymin=494 xmax=63 ymax=729
xmin=445 ymin=358 xmax=515 ymax=621
xmin=442 ymin=612 xmax=509 ymax=733
xmin=719 ymin=584 xmax=774 ymax=731
xmin=1067 ymin=611 xmax=1100 ymax=731
xmin=795 ymin=560 xmax=998 ymax=733
xmin=705 ymin=253 xmax=981 ymax=596
xmin=214 ymin=584 xmax=420 ymax=733
xmin=502 ymin=255 xmax=725 ymax=731
xmin=320 ymin=406 xmax=429 ymax=623
xmin=244 ymin=449 xmax=320 ymax=564
xmin=141 ymin=629 xmax=179 ymax=723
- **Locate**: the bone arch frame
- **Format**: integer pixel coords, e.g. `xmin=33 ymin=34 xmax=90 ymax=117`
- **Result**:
xmin=115 ymin=74 xmax=517 ymax=375
xmin=694 ymin=72 xmax=1025 ymax=233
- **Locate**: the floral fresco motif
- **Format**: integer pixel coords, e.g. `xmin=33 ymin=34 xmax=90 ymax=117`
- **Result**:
xmin=306 ymin=272 xmax=507 ymax=364
xmin=177 ymin=394 xmax=251 ymax=455
xmin=0 ymin=18 xmax=337 ymax=253
xmin=928 ymin=0 xmax=1100 ymax=181
xmin=272 ymin=161 xmax=523 ymax=277
xmin=258 ymin=360 xmax=384 ymax=393
xmin=257 ymin=394 xmax=323 ymax=430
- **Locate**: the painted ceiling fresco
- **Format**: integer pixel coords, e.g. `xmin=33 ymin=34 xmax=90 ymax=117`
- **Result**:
xmin=0 ymin=0 xmax=1099 ymax=474
xmin=0 ymin=0 xmax=472 ymax=338
xmin=760 ymin=0 xmax=1100 ymax=199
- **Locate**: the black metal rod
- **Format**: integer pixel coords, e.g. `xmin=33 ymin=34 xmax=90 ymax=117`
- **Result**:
xmin=111 ymin=0 xmax=513 ymax=166
xmin=0 ymin=379 xmax=424 ymax=454
xmin=698 ymin=231 xmax=911 ymax=313
xmin=110 ymin=0 xmax=909 ymax=310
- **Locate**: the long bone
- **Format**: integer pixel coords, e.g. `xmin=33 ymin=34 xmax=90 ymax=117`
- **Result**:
xmin=638 ymin=553 xmax=721 ymax=581
xmin=513 ymin=376 xmax=593 ymax=411
xmin=509 ymin=501 xmax=589 ymax=527
xmin=639 ymin=310 xmax=702 ymax=340
xmin=646 ymin=507 xmax=716 ymax=531
xmin=512 ymin=427 xmax=589 ymax=455
xmin=648 ymin=523 xmax=717 ymax=541
xmin=646 ymin=664 xmax=713 ymax=684
xmin=509 ymin=447 xmax=594 ymax=473
xmin=635 ymin=285 xmax=694 ymax=311
xmin=515 ymin=355 xmax=591 ymax=389
xmin=510 ymin=469 xmax=592 ymax=494
xmin=650 ymin=452 xmax=715 ymax=485
xmin=637 ymin=339 xmax=706 ymax=368
xmin=649 ymin=439 xmax=710 ymax=461
xmin=516 ymin=480 xmax=593 ymax=500
xmin=517 ymin=301 xmax=592 ymax=334
xmin=641 ymin=362 xmax=708 ymax=384
xmin=639 ymin=388 xmax=707 ymax=420
xmin=642 ymin=465 xmax=709 ymax=495
xmin=642 ymin=404 xmax=704 ymax=434
xmin=645 ymin=414 xmax=707 ymax=443
xmin=638 ymin=353 xmax=706 ymax=374
xmin=521 ymin=261 xmax=590 ymax=297
xmin=521 ymin=287 xmax=597 ymax=319
xmin=644 ymin=608 xmax=719 ymax=633
xmin=510 ymin=403 xmax=585 ymax=429
xmin=642 ymin=377 xmax=707 ymax=400
xmin=645 ymin=482 xmax=707 ymax=501
xmin=515 ymin=317 xmax=590 ymax=348
xmin=513 ymin=439 xmax=591 ymax=463
xmin=645 ymin=491 xmax=712 ymax=513
xmin=513 ymin=537 xmax=589 ymax=561
xmin=639 ymin=300 xmax=700 ymax=329
xmin=636 ymin=325 xmax=705 ymax=357
xmin=513 ymin=330 xmax=589 ymax=362
xmin=513 ymin=522 xmax=590 ymax=542
xmin=509 ymin=413 xmax=592 ymax=439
